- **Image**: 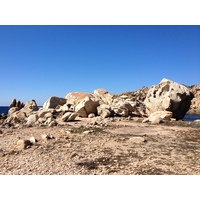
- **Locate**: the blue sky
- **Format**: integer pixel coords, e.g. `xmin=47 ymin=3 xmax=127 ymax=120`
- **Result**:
xmin=0 ymin=25 xmax=200 ymax=106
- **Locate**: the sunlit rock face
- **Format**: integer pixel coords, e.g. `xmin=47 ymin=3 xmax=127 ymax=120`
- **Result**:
xmin=144 ymin=78 xmax=193 ymax=120
xmin=188 ymin=84 xmax=200 ymax=114
xmin=43 ymin=96 xmax=66 ymax=110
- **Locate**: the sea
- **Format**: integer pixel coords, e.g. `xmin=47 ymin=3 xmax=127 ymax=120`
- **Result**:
xmin=1 ymin=106 xmax=200 ymax=122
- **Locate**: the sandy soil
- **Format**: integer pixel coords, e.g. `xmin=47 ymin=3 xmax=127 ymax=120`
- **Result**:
xmin=1 ymin=117 xmax=200 ymax=175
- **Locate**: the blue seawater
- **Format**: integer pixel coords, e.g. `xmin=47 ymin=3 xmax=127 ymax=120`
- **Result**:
xmin=0 ymin=106 xmax=9 ymax=115
xmin=183 ymin=114 xmax=200 ymax=121
xmin=0 ymin=106 xmax=43 ymax=115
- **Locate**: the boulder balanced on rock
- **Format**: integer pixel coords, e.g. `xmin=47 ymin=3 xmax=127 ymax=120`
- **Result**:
xmin=144 ymin=78 xmax=193 ymax=120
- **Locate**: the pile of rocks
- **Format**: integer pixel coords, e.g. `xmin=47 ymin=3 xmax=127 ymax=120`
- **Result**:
xmin=1 ymin=78 xmax=197 ymax=127
xmin=1 ymin=87 xmax=149 ymax=127
xmin=4 ymin=99 xmax=39 ymax=126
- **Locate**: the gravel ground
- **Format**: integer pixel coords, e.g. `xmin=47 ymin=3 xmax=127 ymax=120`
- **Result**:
xmin=1 ymin=118 xmax=200 ymax=175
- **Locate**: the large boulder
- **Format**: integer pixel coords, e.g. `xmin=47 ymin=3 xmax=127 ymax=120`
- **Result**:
xmin=144 ymin=78 xmax=193 ymax=120
xmin=43 ymin=96 xmax=66 ymax=110
xmin=20 ymin=100 xmax=39 ymax=117
xmin=75 ymin=96 xmax=99 ymax=117
xmin=61 ymin=112 xmax=77 ymax=122
xmin=27 ymin=114 xmax=39 ymax=125
xmin=143 ymin=111 xmax=173 ymax=124
xmin=92 ymin=88 xmax=114 ymax=105
xmin=188 ymin=84 xmax=200 ymax=114
xmin=97 ymin=105 xmax=111 ymax=118
xmin=5 ymin=100 xmax=39 ymax=125
xmin=65 ymin=92 xmax=91 ymax=106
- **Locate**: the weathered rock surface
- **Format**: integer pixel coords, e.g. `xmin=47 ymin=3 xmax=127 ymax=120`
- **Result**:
xmin=75 ymin=96 xmax=99 ymax=117
xmin=61 ymin=112 xmax=77 ymax=122
xmin=20 ymin=100 xmax=39 ymax=116
xmin=143 ymin=111 xmax=173 ymax=124
xmin=118 ymin=86 xmax=148 ymax=117
xmin=92 ymin=88 xmax=115 ymax=105
xmin=188 ymin=84 xmax=200 ymax=114
xmin=43 ymin=96 xmax=66 ymax=110
xmin=27 ymin=114 xmax=39 ymax=125
xmin=144 ymin=78 xmax=193 ymax=120
xmin=4 ymin=100 xmax=39 ymax=125
xmin=97 ymin=106 xmax=111 ymax=118
xmin=15 ymin=139 xmax=33 ymax=150
xmin=65 ymin=92 xmax=91 ymax=106
xmin=9 ymin=99 xmax=25 ymax=109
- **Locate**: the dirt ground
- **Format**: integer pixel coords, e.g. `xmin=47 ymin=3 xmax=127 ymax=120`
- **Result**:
xmin=1 ymin=117 xmax=200 ymax=175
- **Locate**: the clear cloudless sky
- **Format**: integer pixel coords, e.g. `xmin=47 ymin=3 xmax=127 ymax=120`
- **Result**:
xmin=0 ymin=25 xmax=200 ymax=106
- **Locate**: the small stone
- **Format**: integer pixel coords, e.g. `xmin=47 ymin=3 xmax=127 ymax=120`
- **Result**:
xmin=41 ymin=134 xmax=54 ymax=140
xmin=65 ymin=130 xmax=71 ymax=134
xmin=48 ymin=120 xmax=57 ymax=127
xmin=88 ymin=113 xmax=95 ymax=118
xmin=129 ymin=136 xmax=147 ymax=143
xmin=16 ymin=139 xmax=33 ymax=150
xmin=33 ymin=147 xmax=44 ymax=156
xmin=82 ymin=130 xmax=94 ymax=134
xmin=70 ymin=152 xmax=78 ymax=158
xmin=82 ymin=130 xmax=90 ymax=134
xmin=29 ymin=136 xmax=37 ymax=144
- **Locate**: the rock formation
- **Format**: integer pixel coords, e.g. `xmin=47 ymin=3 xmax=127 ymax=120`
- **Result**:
xmin=9 ymin=99 xmax=25 ymax=109
xmin=4 ymin=100 xmax=39 ymax=126
xmin=144 ymin=78 xmax=193 ymax=120
xmin=2 ymin=78 xmax=198 ymax=127
xmin=188 ymin=84 xmax=200 ymax=114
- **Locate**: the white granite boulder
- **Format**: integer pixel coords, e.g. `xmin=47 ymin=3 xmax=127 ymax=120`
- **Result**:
xmin=144 ymin=78 xmax=193 ymax=120
xmin=75 ymin=96 xmax=99 ymax=117
xmin=43 ymin=96 xmax=66 ymax=110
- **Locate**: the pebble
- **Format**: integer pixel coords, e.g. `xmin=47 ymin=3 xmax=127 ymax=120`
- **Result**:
xmin=16 ymin=139 xmax=33 ymax=150
xmin=41 ymin=134 xmax=54 ymax=140
xmin=29 ymin=136 xmax=37 ymax=144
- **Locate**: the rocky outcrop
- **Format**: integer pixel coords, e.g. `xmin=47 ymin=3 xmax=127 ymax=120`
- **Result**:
xmin=4 ymin=79 xmax=196 ymax=127
xmin=188 ymin=84 xmax=200 ymax=114
xmin=144 ymin=78 xmax=193 ymax=120
xmin=9 ymin=99 xmax=25 ymax=109
xmin=4 ymin=100 xmax=39 ymax=125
